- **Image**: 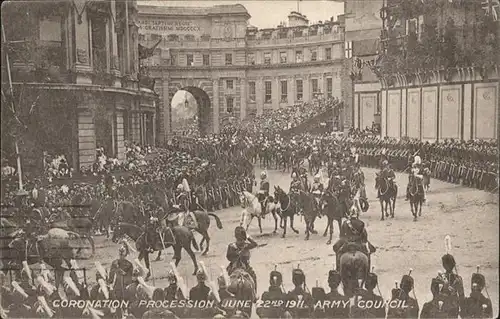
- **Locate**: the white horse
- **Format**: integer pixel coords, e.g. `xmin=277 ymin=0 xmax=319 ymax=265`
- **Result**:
xmin=239 ymin=191 xmax=280 ymax=234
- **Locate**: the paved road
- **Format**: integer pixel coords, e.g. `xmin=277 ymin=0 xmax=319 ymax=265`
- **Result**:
xmin=84 ymin=166 xmax=499 ymax=317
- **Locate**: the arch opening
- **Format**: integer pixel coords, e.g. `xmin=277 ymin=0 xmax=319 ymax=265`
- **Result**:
xmin=170 ymin=86 xmax=211 ymax=136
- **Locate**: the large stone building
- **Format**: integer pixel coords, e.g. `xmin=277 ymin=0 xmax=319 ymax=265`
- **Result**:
xmin=137 ymin=4 xmax=345 ymax=141
xmin=1 ymin=0 xmax=157 ymax=171
xmin=336 ymin=0 xmax=499 ymax=140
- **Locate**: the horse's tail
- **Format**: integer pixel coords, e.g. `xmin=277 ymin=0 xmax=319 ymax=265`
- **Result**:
xmin=208 ymin=213 xmax=223 ymax=229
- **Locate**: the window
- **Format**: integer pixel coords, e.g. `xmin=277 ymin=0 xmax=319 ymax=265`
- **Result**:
xmin=248 ymin=81 xmax=256 ymax=102
xmin=345 ymin=41 xmax=353 ymax=59
xmin=184 ymin=34 xmax=195 ymax=41
xmin=91 ymin=16 xmax=107 ymax=72
xmin=311 ymin=49 xmax=317 ymax=61
xmin=187 ymin=54 xmax=194 ymax=66
xmin=226 ymin=80 xmax=234 ymax=89
xmin=203 ymin=54 xmax=210 ymax=66
xmin=225 ymin=53 xmax=233 ymax=65
xmin=280 ymin=51 xmax=287 ymax=63
xmin=325 ymin=47 xmax=332 ymax=60
xmin=296 ymin=79 xmax=303 ymax=101
xmin=264 ymin=52 xmax=271 ymax=65
xmin=167 ymin=34 xmax=179 ymax=41
xmin=280 ymin=80 xmax=288 ymax=102
xmin=171 ymin=54 xmax=177 ymax=66
xmin=264 ymin=81 xmax=272 ymax=103
xmin=327 ymin=78 xmax=333 ymax=98
xmin=312 ymin=79 xmax=319 ymax=93
xmin=296 ymin=50 xmax=303 ymax=63
xmin=226 ymin=97 xmax=234 ymax=113
xmin=247 ymin=53 xmax=255 ymax=65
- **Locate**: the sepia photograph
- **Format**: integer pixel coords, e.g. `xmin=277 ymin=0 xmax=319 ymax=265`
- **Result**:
xmin=0 ymin=0 xmax=498 ymax=318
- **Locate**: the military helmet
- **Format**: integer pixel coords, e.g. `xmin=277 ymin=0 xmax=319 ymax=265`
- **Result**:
xmin=196 ymin=268 xmax=207 ymax=281
xmin=291 ymin=172 xmax=297 ymax=178
xmin=167 ymin=271 xmax=177 ymax=283
xmin=260 ymin=171 xmax=267 ymax=179
xmin=328 ymin=270 xmax=341 ymax=288
xmin=132 ymin=268 xmax=141 ymax=277
xmin=471 ymin=273 xmax=486 ymax=291
xmin=400 ymin=274 xmax=414 ymax=293
xmin=430 ymin=277 xmax=441 ymax=296
xmin=234 ymin=226 xmax=247 ymax=241
xmin=441 ymin=254 xmax=456 ymax=272
xmin=177 ymin=184 xmax=184 ymax=191
xmin=119 ymin=244 xmax=128 ymax=257
xmin=365 ymin=272 xmax=378 ymax=290
xmin=292 ymin=268 xmax=305 ymax=286
xmin=270 ymin=270 xmax=283 ymax=286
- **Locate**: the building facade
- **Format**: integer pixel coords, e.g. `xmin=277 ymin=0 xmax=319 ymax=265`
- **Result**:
xmin=1 ymin=0 xmax=157 ymax=172
xmin=337 ymin=0 xmax=499 ymax=140
xmin=137 ymin=5 xmax=345 ymax=141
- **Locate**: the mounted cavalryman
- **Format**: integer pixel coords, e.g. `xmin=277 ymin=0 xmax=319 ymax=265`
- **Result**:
xmin=257 ymin=171 xmax=270 ymax=214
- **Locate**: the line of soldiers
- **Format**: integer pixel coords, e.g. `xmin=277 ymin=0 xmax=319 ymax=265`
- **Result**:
xmin=1 ymin=237 xmax=493 ymax=319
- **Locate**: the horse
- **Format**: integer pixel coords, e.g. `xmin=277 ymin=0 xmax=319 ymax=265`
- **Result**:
xmin=111 ymin=222 xmax=199 ymax=279
xmin=374 ymin=173 xmax=397 ymax=220
xmin=227 ymin=264 xmax=256 ymax=318
xmin=296 ymin=190 xmax=318 ymax=240
xmin=166 ymin=210 xmax=223 ymax=255
xmin=239 ymin=191 xmax=279 ymax=234
xmin=408 ymin=175 xmax=425 ymax=221
xmin=7 ymin=228 xmax=83 ymax=286
xmin=338 ymin=245 xmax=370 ymax=298
xmin=422 ymin=167 xmax=431 ymax=191
xmin=48 ymin=210 xmax=96 ymax=256
xmin=273 ymin=186 xmax=300 ymax=238
xmin=321 ymin=190 xmax=344 ymax=245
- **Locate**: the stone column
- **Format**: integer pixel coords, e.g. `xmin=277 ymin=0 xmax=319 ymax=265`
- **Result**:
xmin=161 ymin=78 xmax=170 ymax=142
xmin=273 ymin=77 xmax=280 ymax=109
xmin=212 ymin=78 xmax=220 ymax=133
xmin=240 ymin=78 xmax=247 ymax=121
xmin=109 ymin=1 xmax=121 ymax=85
xmin=73 ymin=7 xmax=92 ymax=84
xmin=304 ymin=74 xmax=311 ymax=103
xmin=290 ymin=76 xmax=295 ymax=104
xmin=77 ymin=95 xmax=96 ymax=169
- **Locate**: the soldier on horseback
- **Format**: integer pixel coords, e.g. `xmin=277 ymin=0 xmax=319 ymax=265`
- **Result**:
xmin=175 ymin=179 xmax=198 ymax=230
xmin=310 ymin=174 xmax=324 ymax=217
xmin=377 ymin=160 xmax=396 ymax=199
xmin=257 ymin=171 xmax=270 ymax=215
xmin=290 ymin=172 xmax=302 ymax=193
xmin=226 ymin=226 xmax=258 ymax=293
xmin=406 ymin=156 xmax=427 ymax=202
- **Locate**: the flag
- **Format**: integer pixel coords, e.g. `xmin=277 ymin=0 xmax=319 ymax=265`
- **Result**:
xmin=482 ymin=0 xmax=500 ymax=21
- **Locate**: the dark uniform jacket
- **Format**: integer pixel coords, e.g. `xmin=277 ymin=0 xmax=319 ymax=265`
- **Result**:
xmin=461 ymin=293 xmax=493 ymax=318
xmin=256 ymin=287 xmax=286 ymax=319
xmin=285 ymin=287 xmax=314 ymax=319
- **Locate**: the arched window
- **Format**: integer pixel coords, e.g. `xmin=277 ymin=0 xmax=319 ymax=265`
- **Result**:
xmin=167 ymin=34 xmax=179 ymax=41
xmin=184 ymin=34 xmax=195 ymax=41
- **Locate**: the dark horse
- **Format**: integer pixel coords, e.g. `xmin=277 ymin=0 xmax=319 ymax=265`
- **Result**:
xmin=273 ymin=186 xmax=300 ymax=238
xmin=375 ymin=173 xmax=397 ymax=220
xmin=165 ymin=210 xmax=223 ymax=256
xmin=339 ymin=246 xmax=370 ymax=298
xmin=321 ymin=190 xmax=344 ymax=245
xmin=111 ymin=222 xmax=199 ymax=279
xmin=408 ymin=175 xmax=424 ymax=221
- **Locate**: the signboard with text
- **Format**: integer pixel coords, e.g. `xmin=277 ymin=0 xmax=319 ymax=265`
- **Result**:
xmin=138 ymin=18 xmax=209 ymax=37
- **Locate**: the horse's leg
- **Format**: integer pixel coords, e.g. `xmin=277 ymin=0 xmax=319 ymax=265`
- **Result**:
xmin=392 ymin=196 xmax=396 ymax=218
xmin=155 ymin=250 xmax=162 ymax=261
xmin=380 ymin=200 xmax=384 ymax=221
xmin=272 ymin=211 xmax=278 ymax=234
xmin=326 ymin=216 xmax=333 ymax=245
xmin=290 ymin=214 xmax=299 ymax=234
xmin=282 ymin=216 xmax=287 ymax=238
xmin=199 ymin=233 xmax=205 ymax=252
xmin=200 ymin=230 xmax=210 ymax=256
xmin=182 ymin=244 xmax=199 ymax=276
xmin=246 ymin=215 xmax=254 ymax=231
xmin=257 ymin=216 xmax=263 ymax=234
xmin=310 ymin=216 xmax=317 ymax=234
xmin=323 ymin=215 xmax=330 ymax=237
xmin=305 ymin=218 xmax=310 ymax=241
xmin=88 ymin=235 xmax=96 ymax=257
xmin=143 ymin=252 xmax=151 ymax=280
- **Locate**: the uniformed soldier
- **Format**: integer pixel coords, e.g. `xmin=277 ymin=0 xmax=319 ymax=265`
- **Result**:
xmin=290 ymin=172 xmax=302 ymax=193
xmin=108 ymin=244 xmax=134 ymax=299
xmin=387 ymin=271 xmax=419 ymax=318
xmin=462 ymin=269 xmax=493 ymax=318
xmin=257 ymin=171 xmax=270 ymax=214
xmin=310 ymin=174 xmax=324 ymax=217
xmin=164 ymin=271 xmax=185 ymax=301
xmin=420 ymin=278 xmax=449 ymax=318
xmin=285 ymin=267 xmax=313 ymax=319
xmin=377 ymin=160 xmax=397 ymax=199
xmin=405 ymin=157 xmax=427 ymax=203
xmin=324 ymin=269 xmax=350 ymax=318
xmin=437 ymin=253 xmax=465 ymax=318
xmin=256 ymin=268 xmax=286 ymax=319
xmin=175 ymin=180 xmax=198 ymax=230
xmin=226 ymin=226 xmax=258 ymax=294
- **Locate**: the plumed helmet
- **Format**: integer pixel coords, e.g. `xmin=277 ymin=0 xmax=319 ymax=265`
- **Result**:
xmin=365 ymin=273 xmax=378 ymax=290
xmin=119 ymin=245 xmax=128 ymax=257
xmin=471 ymin=273 xmax=486 ymax=291
xmin=260 ymin=171 xmax=267 ymax=179
xmin=413 ymin=155 xmax=422 ymax=165
xmin=292 ymin=268 xmax=305 ymax=286
xmin=177 ymin=184 xmax=184 ymax=191
xmin=167 ymin=271 xmax=177 ymax=283
xmin=314 ymin=174 xmax=320 ymax=182
xmin=270 ymin=270 xmax=283 ymax=286
xmin=382 ymin=160 xmax=388 ymax=167
xmin=400 ymin=274 xmax=414 ymax=293
xmin=328 ymin=270 xmax=341 ymax=288
xmin=359 ymin=198 xmax=369 ymax=213
xmin=234 ymin=226 xmax=247 ymax=241
xmin=196 ymin=268 xmax=207 ymax=281
xmin=291 ymin=172 xmax=297 ymax=178
xmin=441 ymin=254 xmax=456 ymax=272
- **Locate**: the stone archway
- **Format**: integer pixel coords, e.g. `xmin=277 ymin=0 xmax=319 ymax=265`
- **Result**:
xmin=182 ymin=86 xmax=211 ymax=135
